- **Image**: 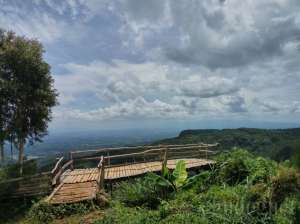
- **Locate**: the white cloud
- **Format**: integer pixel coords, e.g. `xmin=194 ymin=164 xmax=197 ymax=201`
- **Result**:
xmin=55 ymin=97 xmax=188 ymax=121
xmin=179 ymin=75 xmax=239 ymax=98
xmin=2 ymin=0 xmax=300 ymax=126
xmin=0 ymin=5 xmax=66 ymax=43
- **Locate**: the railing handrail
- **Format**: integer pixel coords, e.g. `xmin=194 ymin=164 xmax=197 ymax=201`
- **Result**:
xmin=52 ymin=160 xmax=73 ymax=186
xmin=49 ymin=143 xmax=219 ymax=186
xmin=51 ymin=157 xmax=64 ymax=174
xmin=97 ymin=156 xmax=104 ymax=169
xmin=70 ymin=143 xmax=219 ymax=161
xmin=0 ymin=171 xmax=51 ymax=185
xmin=70 ymin=143 xmax=216 ymax=155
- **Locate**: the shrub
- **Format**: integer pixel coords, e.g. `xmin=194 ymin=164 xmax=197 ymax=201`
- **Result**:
xmin=247 ymin=157 xmax=276 ymax=184
xmin=275 ymin=197 xmax=300 ymax=224
xmin=182 ymin=170 xmax=212 ymax=192
xmin=27 ymin=201 xmax=56 ymax=223
xmin=95 ymin=202 xmax=161 ymax=224
xmin=271 ymin=167 xmax=300 ymax=208
xmin=114 ymin=176 xmax=162 ymax=208
xmin=27 ymin=200 xmax=96 ymax=223
xmin=216 ymin=149 xmax=277 ymax=186
xmin=216 ymin=149 xmax=252 ymax=185
xmin=247 ymin=183 xmax=271 ymax=215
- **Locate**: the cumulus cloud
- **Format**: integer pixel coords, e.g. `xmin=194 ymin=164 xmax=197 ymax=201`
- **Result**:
xmin=54 ymin=60 xmax=240 ymax=104
xmin=55 ymin=97 xmax=188 ymax=121
xmin=1 ymin=0 xmax=300 ymax=125
xmin=179 ymin=76 xmax=239 ymax=98
xmin=121 ymin=0 xmax=300 ymax=68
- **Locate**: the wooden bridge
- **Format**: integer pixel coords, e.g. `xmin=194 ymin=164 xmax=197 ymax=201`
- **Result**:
xmin=0 ymin=143 xmax=219 ymax=204
xmin=46 ymin=143 xmax=219 ymax=204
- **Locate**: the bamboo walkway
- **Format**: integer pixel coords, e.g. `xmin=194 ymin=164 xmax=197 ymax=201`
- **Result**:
xmin=46 ymin=143 xmax=219 ymax=204
xmin=47 ymin=158 xmax=214 ymax=204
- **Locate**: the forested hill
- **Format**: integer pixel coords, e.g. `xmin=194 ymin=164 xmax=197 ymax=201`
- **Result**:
xmin=157 ymin=128 xmax=300 ymax=161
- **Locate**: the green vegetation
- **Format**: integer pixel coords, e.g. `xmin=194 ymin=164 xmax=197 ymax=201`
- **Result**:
xmin=95 ymin=149 xmax=299 ymax=224
xmin=157 ymin=128 xmax=300 ymax=164
xmin=1 ymin=149 xmax=299 ymax=223
xmin=0 ymin=29 xmax=58 ymax=175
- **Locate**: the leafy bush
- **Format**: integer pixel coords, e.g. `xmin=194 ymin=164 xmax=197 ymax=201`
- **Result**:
xmin=114 ymin=176 xmax=162 ymax=208
xmin=247 ymin=157 xmax=276 ymax=184
xmin=0 ymin=159 xmax=38 ymax=180
xmin=114 ymin=160 xmax=199 ymax=208
xmin=27 ymin=201 xmax=56 ymax=223
xmin=27 ymin=200 xmax=96 ymax=223
xmin=271 ymin=167 xmax=300 ymax=208
xmin=275 ymin=197 xmax=300 ymax=224
xmin=216 ymin=149 xmax=252 ymax=185
xmin=216 ymin=149 xmax=276 ymax=186
xmin=95 ymin=202 xmax=161 ymax=224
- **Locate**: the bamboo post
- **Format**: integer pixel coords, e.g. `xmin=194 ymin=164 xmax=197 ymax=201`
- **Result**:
xmin=161 ymin=148 xmax=168 ymax=173
xmin=69 ymin=152 xmax=74 ymax=170
xmin=107 ymin=152 xmax=110 ymax=166
xmin=100 ymin=157 xmax=105 ymax=189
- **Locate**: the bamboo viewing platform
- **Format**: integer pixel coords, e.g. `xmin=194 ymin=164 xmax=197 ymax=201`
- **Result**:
xmin=0 ymin=143 xmax=219 ymax=204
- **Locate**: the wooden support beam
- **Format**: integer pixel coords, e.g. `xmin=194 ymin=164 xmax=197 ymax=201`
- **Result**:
xmin=100 ymin=157 xmax=105 ymax=189
xmin=161 ymin=148 xmax=168 ymax=173
xmin=51 ymin=157 xmax=64 ymax=175
xmin=69 ymin=152 xmax=74 ymax=170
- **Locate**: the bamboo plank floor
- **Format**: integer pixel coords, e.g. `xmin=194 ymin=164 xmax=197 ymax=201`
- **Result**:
xmin=47 ymin=159 xmax=214 ymax=204
xmin=104 ymin=158 xmax=214 ymax=180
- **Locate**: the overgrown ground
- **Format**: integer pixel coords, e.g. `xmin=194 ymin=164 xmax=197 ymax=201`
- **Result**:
xmin=1 ymin=149 xmax=299 ymax=224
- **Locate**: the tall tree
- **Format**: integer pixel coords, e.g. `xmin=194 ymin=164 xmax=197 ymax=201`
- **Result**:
xmin=0 ymin=106 xmax=6 ymax=163
xmin=0 ymin=29 xmax=9 ymax=163
xmin=0 ymin=30 xmax=58 ymax=175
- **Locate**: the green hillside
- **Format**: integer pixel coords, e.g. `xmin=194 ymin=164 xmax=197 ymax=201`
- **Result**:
xmin=157 ymin=128 xmax=300 ymax=161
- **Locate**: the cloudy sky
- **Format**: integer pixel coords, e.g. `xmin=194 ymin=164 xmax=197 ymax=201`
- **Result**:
xmin=1 ymin=0 xmax=300 ymax=132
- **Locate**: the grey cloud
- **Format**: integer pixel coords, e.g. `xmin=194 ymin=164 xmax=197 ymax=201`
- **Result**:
xmin=165 ymin=1 xmax=300 ymax=68
xmin=121 ymin=0 xmax=300 ymax=69
xmin=179 ymin=76 xmax=239 ymax=98
xmin=57 ymin=97 xmax=189 ymax=121
xmin=123 ymin=0 xmax=166 ymax=23
xmin=226 ymin=96 xmax=247 ymax=113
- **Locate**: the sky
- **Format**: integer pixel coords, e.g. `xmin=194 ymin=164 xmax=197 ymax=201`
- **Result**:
xmin=1 ymin=0 xmax=300 ymax=132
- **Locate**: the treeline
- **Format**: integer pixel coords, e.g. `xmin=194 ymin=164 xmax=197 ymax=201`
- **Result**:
xmin=157 ymin=128 xmax=300 ymax=164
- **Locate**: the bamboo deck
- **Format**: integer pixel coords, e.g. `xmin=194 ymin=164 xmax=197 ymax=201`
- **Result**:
xmin=105 ymin=158 xmax=214 ymax=180
xmin=47 ymin=158 xmax=214 ymax=204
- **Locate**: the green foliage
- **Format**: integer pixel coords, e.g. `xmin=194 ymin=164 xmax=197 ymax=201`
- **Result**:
xmin=215 ymin=149 xmax=276 ymax=186
xmin=0 ymin=198 xmax=34 ymax=223
xmin=1 ymin=159 xmax=38 ymax=179
xmin=275 ymin=197 xmax=300 ymax=224
xmin=271 ymin=167 xmax=300 ymax=208
xmin=248 ymin=156 xmax=276 ymax=184
xmin=182 ymin=170 xmax=211 ymax=191
xmin=27 ymin=201 xmax=96 ymax=223
xmin=171 ymin=160 xmax=188 ymax=188
xmin=157 ymin=128 xmax=300 ymax=163
xmin=3 ymin=148 xmax=299 ymax=224
xmin=114 ymin=176 xmax=162 ymax=208
xmin=96 ymin=149 xmax=300 ymax=224
xmin=0 ymin=29 xmax=58 ymax=174
xmin=95 ymin=202 xmax=161 ymax=224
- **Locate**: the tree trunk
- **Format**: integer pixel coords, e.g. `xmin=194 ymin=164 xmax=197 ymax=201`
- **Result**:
xmin=0 ymin=142 xmax=4 ymax=163
xmin=18 ymin=140 xmax=25 ymax=176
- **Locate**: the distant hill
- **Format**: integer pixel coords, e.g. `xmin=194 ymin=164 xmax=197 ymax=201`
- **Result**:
xmin=157 ymin=128 xmax=300 ymax=161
